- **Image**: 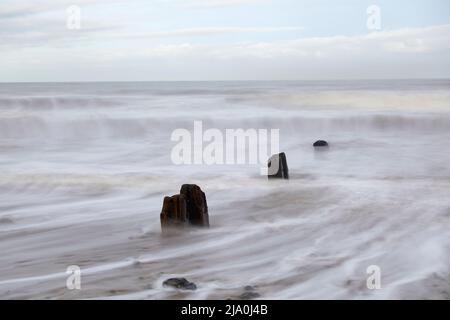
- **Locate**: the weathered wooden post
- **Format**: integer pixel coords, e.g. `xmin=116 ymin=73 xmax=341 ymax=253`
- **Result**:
xmin=268 ymin=152 xmax=289 ymax=179
xmin=160 ymin=194 xmax=187 ymax=230
xmin=160 ymin=184 xmax=209 ymax=232
xmin=180 ymin=184 xmax=209 ymax=227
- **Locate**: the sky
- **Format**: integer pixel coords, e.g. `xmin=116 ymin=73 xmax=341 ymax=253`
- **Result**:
xmin=0 ymin=0 xmax=450 ymax=81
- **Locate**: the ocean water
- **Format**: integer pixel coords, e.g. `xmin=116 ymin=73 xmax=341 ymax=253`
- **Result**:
xmin=0 ymin=80 xmax=449 ymax=299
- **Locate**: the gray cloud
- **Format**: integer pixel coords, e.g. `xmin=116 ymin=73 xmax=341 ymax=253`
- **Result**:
xmin=1 ymin=0 xmax=449 ymax=81
xmin=115 ymin=26 xmax=304 ymax=39
xmin=2 ymin=24 xmax=449 ymax=81
xmin=0 ymin=0 xmax=141 ymax=20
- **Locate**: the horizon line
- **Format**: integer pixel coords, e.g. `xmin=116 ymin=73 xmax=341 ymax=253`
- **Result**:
xmin=1 ymin=78 xmax=450 ymax=84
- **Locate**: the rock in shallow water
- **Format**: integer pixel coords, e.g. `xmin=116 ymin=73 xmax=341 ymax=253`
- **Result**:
xmin=0 ymin=217 xmax=14 ymax=224
xmin=313 ymin=140 xmax=329 ymax=147
xmin=239 ymin=291 xmax=261 ymax=300
xmin=244 ymin=285 xmax=256 ymax=291
xmin=162 ymin=278 xmax=197 ymax=290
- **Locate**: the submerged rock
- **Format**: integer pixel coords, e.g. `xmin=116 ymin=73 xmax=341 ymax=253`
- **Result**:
xmin=239 ymin=291 xmax=261 ymax=300
xmin=268 ymin=152 xmax=289 ymax=179
xmin=163 ymin=278 xmax=197 ymax=290
xmin=237 ymin=285 xmax=260 ymax=299
xmin=160 ymin=184 xmax=209 ymax=231
xmin=0 ymin=217 xmax=13 ymax=224
xmin=313 ymin=140 xmax=329 ymax=147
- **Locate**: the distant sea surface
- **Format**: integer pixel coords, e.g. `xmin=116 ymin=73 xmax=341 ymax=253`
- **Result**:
xmin=0 ymin=80 xmax=449 ymax=299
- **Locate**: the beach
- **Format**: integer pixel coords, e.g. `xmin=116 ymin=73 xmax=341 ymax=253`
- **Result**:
xmin=0 ymin=80 xmax=449 ymax=299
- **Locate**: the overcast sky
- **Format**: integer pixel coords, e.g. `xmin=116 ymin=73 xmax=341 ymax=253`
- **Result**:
xmin=1 ymin=0 xmax=449 ymax=81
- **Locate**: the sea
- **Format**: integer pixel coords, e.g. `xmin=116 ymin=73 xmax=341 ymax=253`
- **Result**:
xmin=0 ymin=80 xmax=449 ymax=299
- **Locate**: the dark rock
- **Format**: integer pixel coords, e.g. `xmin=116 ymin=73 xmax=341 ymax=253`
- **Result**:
xmin=160 ymin=194 xmax=188 ymax=230
xmin=239 ymin=291 xmax=261 ymax=300
xmin=244 ymin=285 xmax=256 ymax=291
xmin=313 ymin=140 xmax=329 ymax=147
xmin=180 ymin=184 xmax=209 ymax=227
xmin=268 ymin=152 xmax=289 ymax=179
xmin=163 ymin=278 xmax=197 ymax=290
xmin=0 ymin=217 xmax=13 ymax=224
